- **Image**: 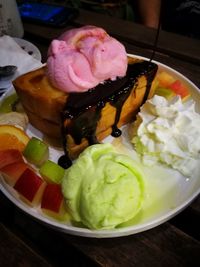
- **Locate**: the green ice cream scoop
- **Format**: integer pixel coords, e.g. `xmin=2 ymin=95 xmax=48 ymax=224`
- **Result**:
xmin=62 ymin=143 xmax=144 ymax=230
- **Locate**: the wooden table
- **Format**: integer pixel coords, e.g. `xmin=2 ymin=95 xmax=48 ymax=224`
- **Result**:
xmin=1 ymin=9 xmax=200 ymax=267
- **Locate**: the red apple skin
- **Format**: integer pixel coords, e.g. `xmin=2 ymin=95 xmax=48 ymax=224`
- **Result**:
xmin=0 ymin=149 xmax=24 ymax=169
xmin=156 ymin=71 xmax=175 ymax=88
xmin=0 ymin=162 xmax=30 ymax=186
xmin=41 ymin=184 xmax=63 ymax=213
xmin=169 ymin=80 xmax=190 ymax=99
xmin=14 ymin=168 xmax=45 ymax=205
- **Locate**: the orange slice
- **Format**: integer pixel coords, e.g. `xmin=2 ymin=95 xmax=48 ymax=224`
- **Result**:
xmin=0 ymin=125 xmax=30 ymax=152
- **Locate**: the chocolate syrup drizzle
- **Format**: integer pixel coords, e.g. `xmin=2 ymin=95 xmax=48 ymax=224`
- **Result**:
xmin=58 ymin=61 xmax=158 ymax=169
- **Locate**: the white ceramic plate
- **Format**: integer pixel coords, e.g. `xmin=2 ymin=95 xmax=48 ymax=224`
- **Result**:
xmin=14 ymin=38 xmax=42 ymax=61
xmin=1 ymin=55 xmax=200 ymax=238
xmin=0 ymin=38 xmax=42 ymax=95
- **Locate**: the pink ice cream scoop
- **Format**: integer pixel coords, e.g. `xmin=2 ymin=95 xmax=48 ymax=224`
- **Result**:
xmin=47 ymin=26 xmax=128 ymax=93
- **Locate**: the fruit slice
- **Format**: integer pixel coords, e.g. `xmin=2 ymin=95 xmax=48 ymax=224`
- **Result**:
xmin=154 ymin=87 xmax=176 ymax=100
xmin=39 ymin=160 xmax=65 ymax=184
xmin=1 ymin=162 xmax=30 ymax=186
xmin=14 ymin=168 xmax=46 ymax=206
xmin=0 ymin=112 xmax=29 ymax=130
xmin=156 ymin=71 xmax=176 ymax=88
xmin=0 ymin=93 xmax=18 ymax=113
xmin=23 ymin=137 xmax=49 ymax=166
xmin=169 ymin=80 xmax=190 ymax=99
xmin=0 ymin=149 xmax=24 ymax=169
xmin=41 ymin=183 xmax=69 ymax=221
xmin=0 ymin=125 xmax=30 ymax=151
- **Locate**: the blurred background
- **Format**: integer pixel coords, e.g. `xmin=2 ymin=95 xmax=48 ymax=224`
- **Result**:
xmin=16 ymin=0 xmax=200 ymax=39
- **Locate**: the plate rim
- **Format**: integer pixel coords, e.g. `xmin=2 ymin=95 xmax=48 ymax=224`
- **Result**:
xmin=14 ymin=37 xmax=42 ymax=61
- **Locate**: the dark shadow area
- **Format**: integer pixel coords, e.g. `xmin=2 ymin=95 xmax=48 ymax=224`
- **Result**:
xmin=17 ymin=0 xmax=200 ymax=40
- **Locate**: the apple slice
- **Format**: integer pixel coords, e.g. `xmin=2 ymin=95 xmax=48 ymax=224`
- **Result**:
xmin=154 ymin=87 xmax=176 ymax=100
xmin=169 ymin=80 xmax=190 ymax=99
xmin=0 ymin=93 xmax=18 ymax=113
xmin=1 ymin=162 xmax=30 ymax=186
xmin=156 ymin=71 xmax=176 ymax=88
xmin=41 ymin=183 xmax=69 ymax=221
xmin=14 ymin=168 xmax=46 ymax=207
xmin=0 ymin=149 xmax=24 ymax=169
xmin=23 ymin=137 xmax=49 ymax=166
xmin=39 ymin=160 xmax=65 ymax=184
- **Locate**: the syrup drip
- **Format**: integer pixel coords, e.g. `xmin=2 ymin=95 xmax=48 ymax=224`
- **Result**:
xmin=150 ymin=1 xmax=162 ymax=62
xmin=58 ymin=61 xmax=158 ymax=168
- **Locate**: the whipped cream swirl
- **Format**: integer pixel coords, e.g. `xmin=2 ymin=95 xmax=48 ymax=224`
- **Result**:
xmin=132 ymin=95 xmax=200 ymax=177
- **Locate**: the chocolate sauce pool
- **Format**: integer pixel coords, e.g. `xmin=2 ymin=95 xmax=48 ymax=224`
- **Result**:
xmin=58 ymin=61 xmax=158 ymax=168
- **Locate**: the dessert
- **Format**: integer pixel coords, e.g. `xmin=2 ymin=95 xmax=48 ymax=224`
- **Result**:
xmin=39 ymin=160 xmax=65 ymax=184
xmin=131 ymin=95 xmax=200 ymax=177
xmin=0 ymin=124 xmax=30 ymax=151
xmin=23 ymin=137 xmax=49 ymax=166
xmin=62 ymin=143 xmax=144 ymax=229
xmin=13 ymin=26 xmax=158 ymax=162
xmin=154 ymin=71 xmax=190 ymax=100
xmin=0 ymin=112 xmax=28 ymax=130
xmin=14 ymin=168 xmax=46 ymax=207
xmin=41 ymin=183 xmax=69 ymax=221
xmin=0 ymin=93 xmax=18 ymax=113
xmin=0 ymin=149 xmax=24 ymax=169
xmin=0 ymin=161 xmax=30 ymax=187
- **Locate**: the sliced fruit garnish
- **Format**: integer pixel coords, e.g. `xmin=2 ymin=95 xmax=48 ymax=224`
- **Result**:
xmin=0 ymin=125 xmax=30 ymax=152
xmin=39 ymin=160 xmax=65 ymax=184
xmin=23 ymin=137 xmax=49 ymax=166
xmin=1 ymin=162 xmax=30 ymax=186
xmin=156 ymin=71 xmax=176 ymax=87
xmin=41 ymin=183 xmax=69 ymax=221
xmin=0 ymin=93 xmax=18 ymax=113
xmin=0 ymin=112 xmax=29 ymax=130
xmin=154 ymin=87 xmax=176 ymax=100
xmin=155 ymin=71 xmax=190 ymax=100
xmin=169 ymin=80 xmax=190 ymax=99
xmin=41 ymin=184 xmax=63 ymax=213
xmin=0 ymin=149 xmax=24 ymax=169
xmin=14 ymin=168 xmax=46 ymax=207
